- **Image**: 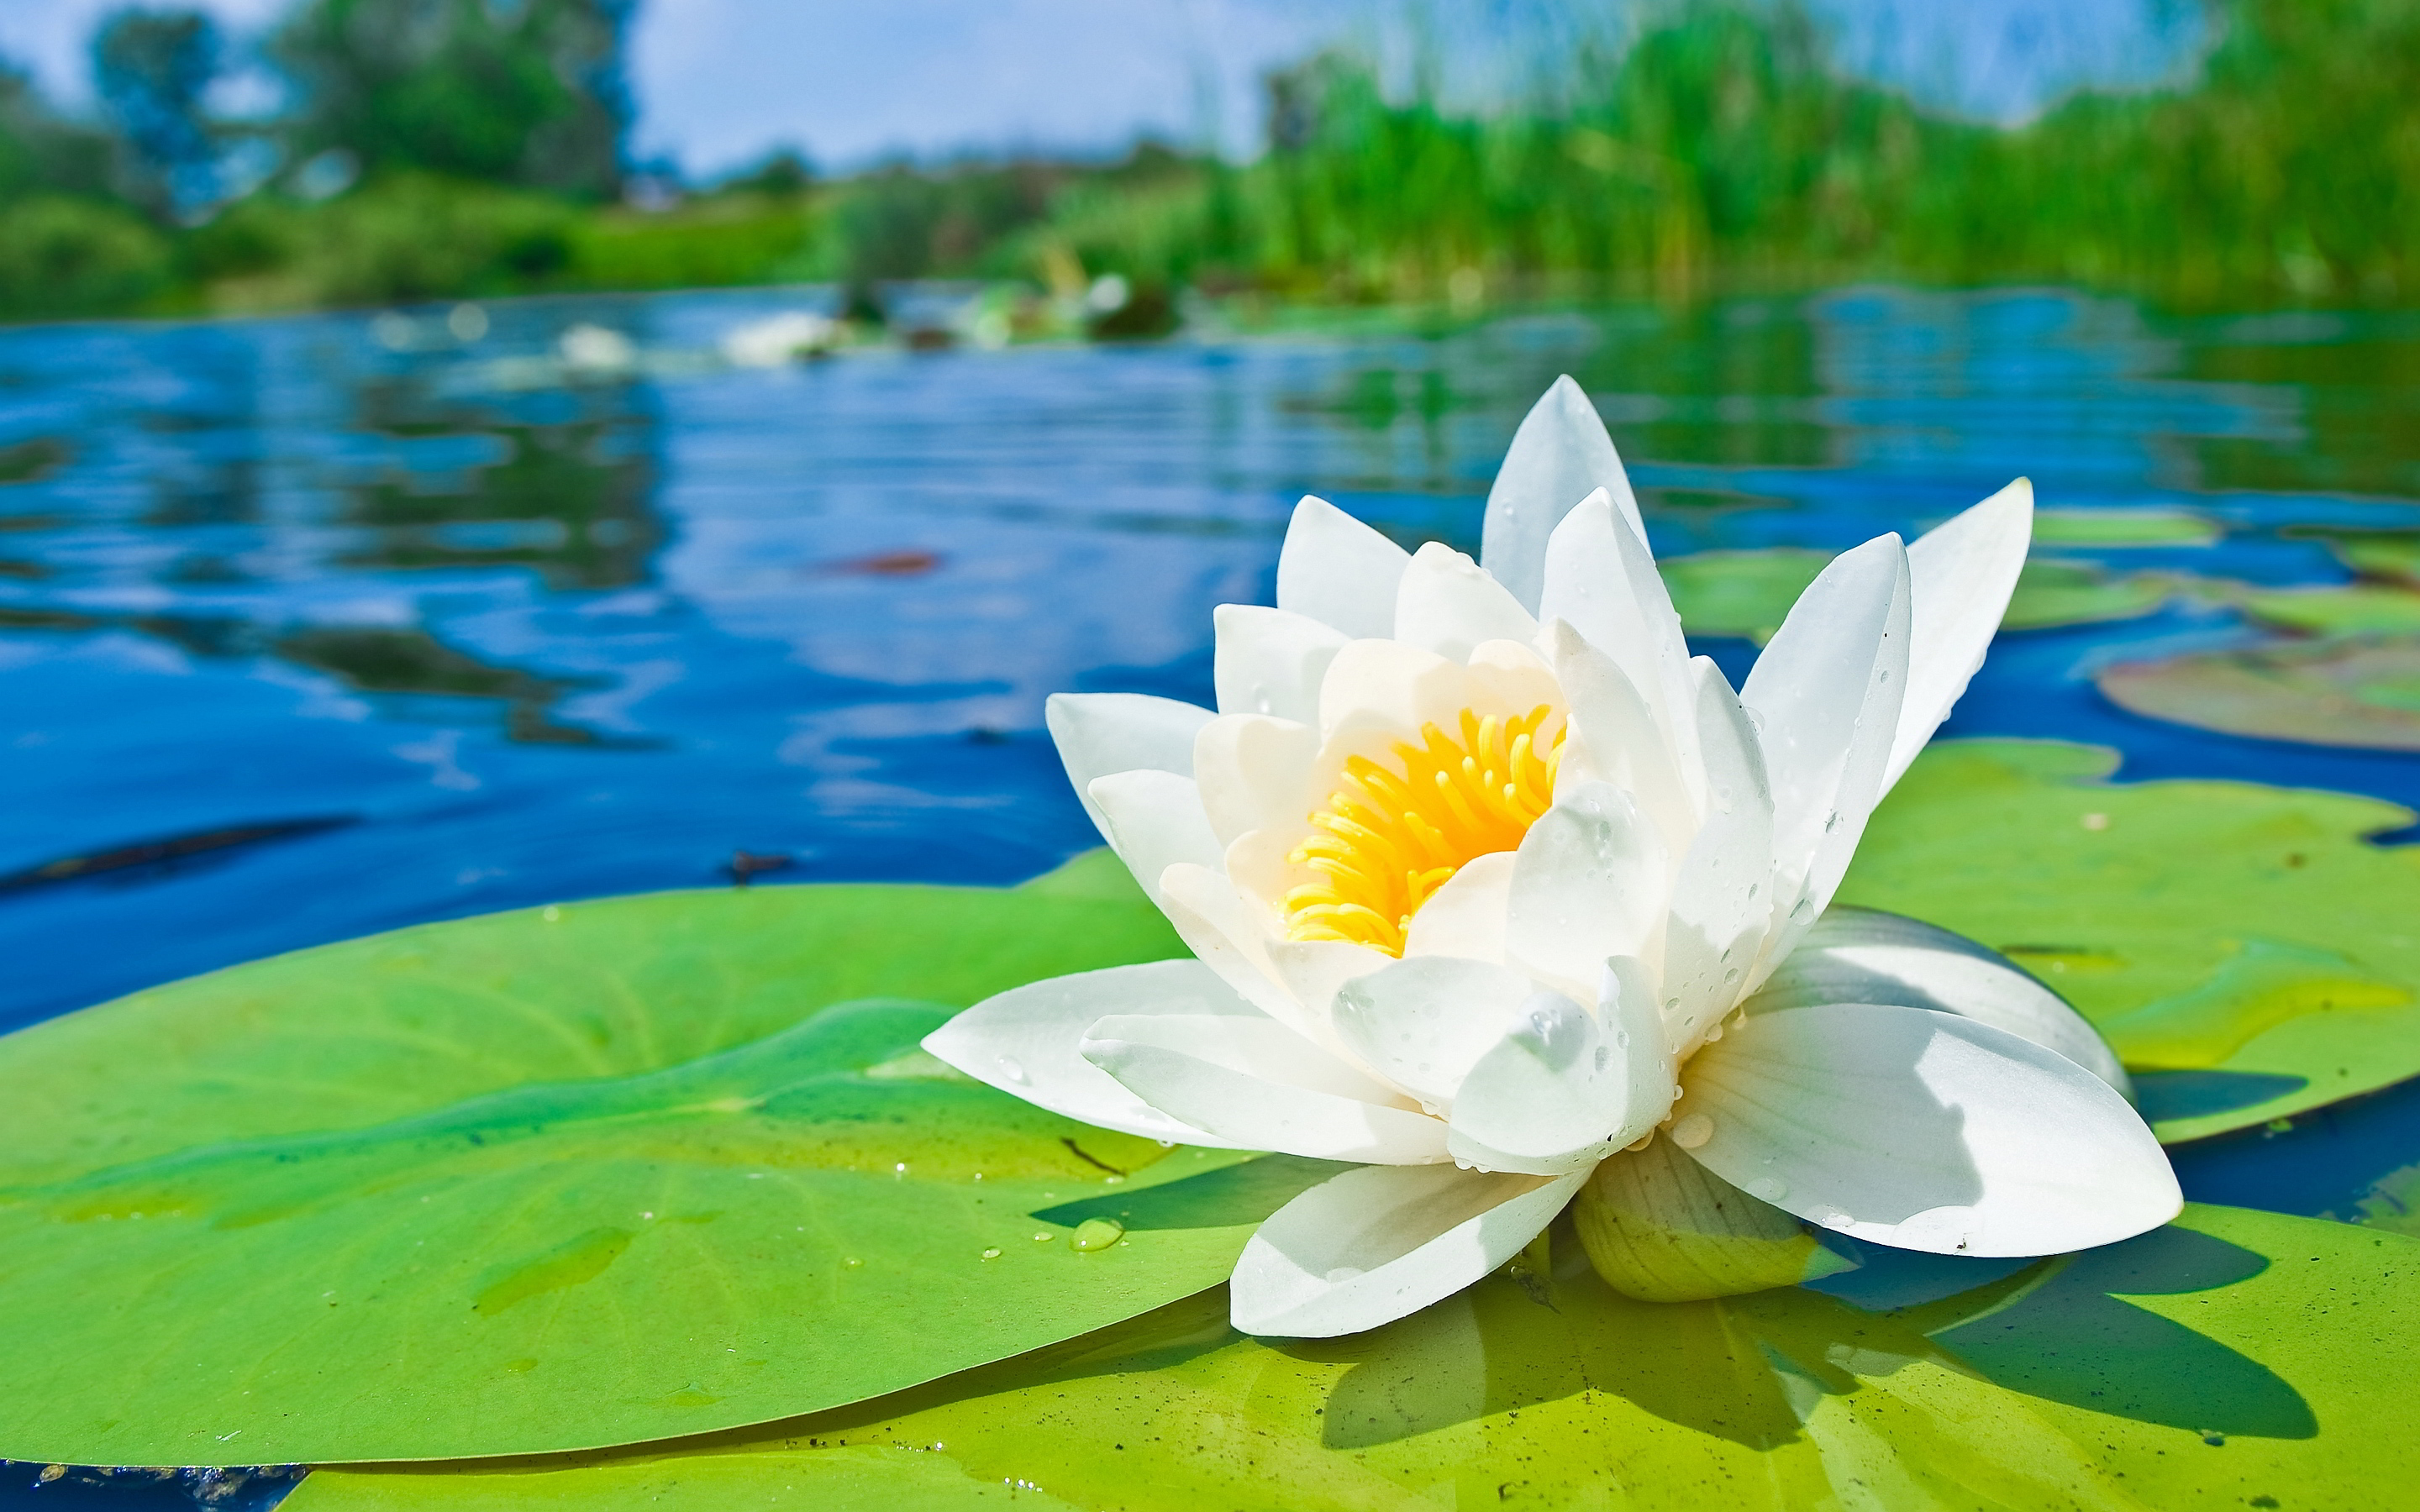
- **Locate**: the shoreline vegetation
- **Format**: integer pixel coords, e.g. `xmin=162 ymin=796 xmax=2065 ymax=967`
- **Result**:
xmin=2 ymin=0 xmax=2414 ymax=331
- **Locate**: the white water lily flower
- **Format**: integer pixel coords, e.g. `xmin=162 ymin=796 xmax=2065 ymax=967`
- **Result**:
xmin=927 ymin=376 xmax=2180 ymax=1338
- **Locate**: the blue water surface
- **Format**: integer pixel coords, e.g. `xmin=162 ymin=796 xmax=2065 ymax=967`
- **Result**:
xmin=2 ymin=283 xmax=2417 ymax=1502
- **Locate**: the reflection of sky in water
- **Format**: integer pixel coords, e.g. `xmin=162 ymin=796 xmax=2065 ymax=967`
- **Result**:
xmin=0 ymin=287 xmax=2417 ymax=1030
xmin=2 ymin=287 xmax=2419 ymax=1239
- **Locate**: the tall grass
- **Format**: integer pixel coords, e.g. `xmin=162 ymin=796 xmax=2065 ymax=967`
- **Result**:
xmin=1098 ymin=0 xmax=2420 ymax=308
xmin=29 ymin=0 xmax=2420 ymax=318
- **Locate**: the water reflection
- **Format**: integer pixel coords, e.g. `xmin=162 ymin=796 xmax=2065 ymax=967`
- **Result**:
xmin=0 ymin=285 xmax=2415 ymax=1038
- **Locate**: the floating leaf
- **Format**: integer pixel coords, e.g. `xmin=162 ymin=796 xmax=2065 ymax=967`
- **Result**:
xmin=1659 ymin=547 xmax=1832 ymax=641
xmin=0 ymin=876 xmax=1343 ymax=1467
xmin=1660 ymin=549 xmax=2170 ymax=643
xmin=2031 ymin=507 xmax=2221 ymax=547
xmin=2233 ymin=585 xmax=2420 ymax=637
xmin=281 ymin=1205 xmax=2419 ymax=1511
xmin=2283 ymin=525 xmax=2420 ymax=588
xmin=1840 ymin=739 xmax=2420 ymax=1141
xmin=2098 ymin=634 xmax=2420 ymax=751
xmin=2004 ymin=559 xmax=2176 ymax=628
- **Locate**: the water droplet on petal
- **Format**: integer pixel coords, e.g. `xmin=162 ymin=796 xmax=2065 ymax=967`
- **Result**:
xmin=1670 ymin=1113 xmax=1713 ymax=1148
xmin=1593 ymin=1045 xmax=1611 ymax=1074
xmin=1613 ymin=1030 xmax=1630 ymax=1048
xmin=843 ymin=1256 xmax=863 ymax=1268
xmin=1722 ymin=967 xmax=1740 ymax=984
xmin=996 ymin=1056 xmax=1028 ymax=1085
xmin=981 ymin=1247 xmax=1002 ymax=1260
xmin=1032 ymin=1231 xmax=1054 ymax=1242
xmin=1071 ymin=1217 xmax=1125 ymax=1252
xmin=1748 ymin=1177 xmax=1788 ymax=1202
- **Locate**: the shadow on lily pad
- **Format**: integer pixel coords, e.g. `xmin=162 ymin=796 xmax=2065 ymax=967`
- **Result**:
xmin=1034 ymin=1155 xmax=1346 ymax=1232
xmin=1293 ymin=1215 xmax=2312 ymax=1453
xmin=1935 ymin=1226 xmax=2316 ymax=1439
xmin=2133 ymin=1068 xmax=2311 ymax=1123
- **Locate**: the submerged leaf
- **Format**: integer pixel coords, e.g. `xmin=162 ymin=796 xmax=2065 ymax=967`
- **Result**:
xmin=0 ymin=878 xmax=1341 ymax=1467
xmin=1840 ymin=739 xmax=2420 ymax=1141
xmin=281 ymin=1206 xmax=2420 ymax=1511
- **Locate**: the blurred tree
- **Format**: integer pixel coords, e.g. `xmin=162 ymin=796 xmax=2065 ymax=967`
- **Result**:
xmin=723 ymin=146 xmax=813 ymax=199
xmin=0 ymin=63 xmax=117 ymax=203
xmin=92 ymin=8 xmax=225 ymax=218
xmin=271 ymin=0 xmax=633 ymax=197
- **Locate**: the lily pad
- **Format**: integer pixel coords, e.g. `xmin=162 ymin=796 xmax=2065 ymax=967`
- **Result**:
xmin=281 ymin=1205 xmax=2420 ymax=1511
xmin=2097 ymin=634 xmax=2420 ymax=751
xmin=2005 ymin=559 xmax=2176 ymax=629
xmin=0 ymin=875 xmax=1345 ymax=1467
xmin=1660 ymin=549 xmax=2170 ymax=643
xmin=2284 ymin=525 xmax=2420 ymax=588
xmin=1839 ymin=739 xmax=2420 ymax=1141
xmin=2233 ymin=584 xmax=2420 ymax=638
xmin=1660 ymin=547 xmax=1833 ymax=642
xmin=2031 ymin=507 xmax=2221 ymax=547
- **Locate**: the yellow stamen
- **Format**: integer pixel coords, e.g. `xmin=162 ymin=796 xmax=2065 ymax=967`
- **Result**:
xmin=1283 ymin=704 xmax=1565 ymax=956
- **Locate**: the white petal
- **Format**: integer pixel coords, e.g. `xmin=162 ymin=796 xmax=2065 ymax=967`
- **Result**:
xmin=1401 ymin=850 xmax=1515 ymax=962
xmin=1394 ymin=542 xmax=1539 ymax=661
xmin=1086 ymin=770 xmax=1224 ymax=908
xmin=923 ymin=959 xmax=1261 ymax=1147
xmin=1155 ymin=861 xmax=1315 ymax=1025
xmin=1658 ymin=660 xmax=1778 ymax=1040
xmin=1046 ymin=691 xmax=1214 ymax=836
xmin=1546 ymin=621 xmax=1697 ymax=863
xmin=1328 ymin=954 xmax=1534 ymax=1109
xmin=1463 ymin=637 xmax=1567 ymax=722
xmin=1191 ymin=713 xmax=1318 ymax=848
xmin=1265 ymin=937 xmax=1397 ymax=1037
xmin=1447 ymin=975 xmax=1671 ymax=1175
xmin=1213 ymin=604 xmax=1349 ymax=724
xmin=1316 ymin=638 xmax=1468 ymax=743
xmin=1505 ymin=781 xmax=1669 ymax=992
xmin=1277 ymin=496 xmax=1412 ymax=640
xmin=1082 ymin=1014 xmax=1448 ymax=1164
xmin=1742 ymin=906 xmax=2130 ymax=1096
xmin=1537 ymin=491 xmax=1701 ymax=803
xmin=1740 ymin=534 xmax=1912 ymax=961
xmin=1679 ymin=1003 xmax=2181 ymax=1257
xmin=1230 ymin=1163 xmax=1588 ymax=1336
xmin=1481 ymin=375 xmax=1644 ymax=614
xmin=1886 ymin=480 xmax=2033 ymax=794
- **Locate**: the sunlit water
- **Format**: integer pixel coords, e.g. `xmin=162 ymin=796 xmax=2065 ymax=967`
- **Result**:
xmin=2 ymin=286 xmax=2417 ymax=1503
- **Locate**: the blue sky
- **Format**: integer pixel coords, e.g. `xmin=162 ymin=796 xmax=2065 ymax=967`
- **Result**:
xmin=0 ymin=0 xmax=2214 ymax=178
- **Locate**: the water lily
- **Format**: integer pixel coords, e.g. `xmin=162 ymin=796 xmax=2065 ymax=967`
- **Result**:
xmin=928 ymin=377 xmax=2179 ymax=1338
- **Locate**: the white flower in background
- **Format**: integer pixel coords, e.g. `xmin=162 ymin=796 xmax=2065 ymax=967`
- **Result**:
xmin=928 ymin=377 xmax=2180 ymax=1338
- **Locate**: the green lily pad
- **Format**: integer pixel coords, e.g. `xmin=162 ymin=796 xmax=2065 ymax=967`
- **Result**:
xmin=1839 ymin=739 xmax=2420 ymax=1141
xmin=0 ymin=875 xmax=1347 ymax=1467
xmin=281 ymin=1205 xmax=2420 ymax=1511
xmin=2004 ymin=559 xmax=2177 ymax=629
xmin=2233 ymin=585 xmax=2420 ymax=638
xmin=1660 ymin=549 xmax=2171 ymax=643
xmin=2097 ymin=634 xmax=2420 ymax=751
xmin=2031 ymin=507 xmax=2222 ymax=547
xmin=1659 ymin=547 xmax=1833 ymax=642
xmin=2284 ymin=526 xmax=2420 ymax=588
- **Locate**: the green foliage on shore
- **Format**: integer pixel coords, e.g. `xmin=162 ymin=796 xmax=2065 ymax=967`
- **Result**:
xmin=1 ymin=0 xmax=2416 ymax=320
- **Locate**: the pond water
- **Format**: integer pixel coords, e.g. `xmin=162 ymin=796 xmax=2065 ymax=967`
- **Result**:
xmin=2 ymin=285 xmax=2418 ymax=1504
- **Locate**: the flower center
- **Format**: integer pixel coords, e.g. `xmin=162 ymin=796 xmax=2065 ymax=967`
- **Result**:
xmin=1282 ymin=704 xmax=1564 ymax=956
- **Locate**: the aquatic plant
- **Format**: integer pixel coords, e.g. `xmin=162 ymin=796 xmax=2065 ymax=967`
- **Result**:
xmin=928 ymin=379 xmax=2178 ymax=1334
